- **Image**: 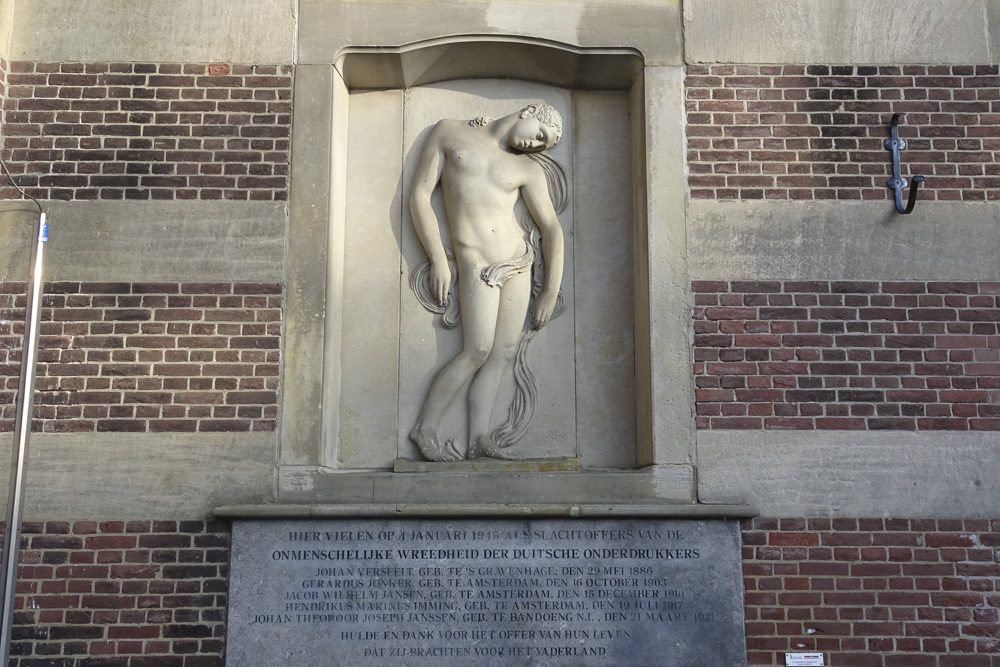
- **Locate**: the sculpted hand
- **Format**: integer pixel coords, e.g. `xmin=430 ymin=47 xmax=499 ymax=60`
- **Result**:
xmin=531 ymin=292 xmax=557 ymax=330
xmin=429 ymin=260 xmax=451 ymax=306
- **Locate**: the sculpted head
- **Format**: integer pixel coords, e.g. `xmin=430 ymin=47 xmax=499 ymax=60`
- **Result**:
xmin=508 ymin=104 xmax=563 ymax=153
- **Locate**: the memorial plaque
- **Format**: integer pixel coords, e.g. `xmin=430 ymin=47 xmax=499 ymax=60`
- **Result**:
xmin=227 ymin=519 xmax=746 ymax=666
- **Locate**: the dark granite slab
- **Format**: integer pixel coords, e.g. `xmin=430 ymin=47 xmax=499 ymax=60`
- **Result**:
xmin=227 ymin=518 xmax=746 ymax=666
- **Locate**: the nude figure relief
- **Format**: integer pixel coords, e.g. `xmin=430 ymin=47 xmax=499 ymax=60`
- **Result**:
xmin=408 ymin=103 xmax=569 ymax=462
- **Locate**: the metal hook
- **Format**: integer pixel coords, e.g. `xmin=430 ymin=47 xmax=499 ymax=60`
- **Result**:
xmin=884 ymin=113 xmax=925 ymax=214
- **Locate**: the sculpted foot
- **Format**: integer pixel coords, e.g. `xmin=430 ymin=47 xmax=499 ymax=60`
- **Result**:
xmin=468 ymin=435 xmax=516 ymax=460
xmin=410 ymin=423 xmax=464 ymax=462
xmin=443 ymin=438 xmax=464 ymax=460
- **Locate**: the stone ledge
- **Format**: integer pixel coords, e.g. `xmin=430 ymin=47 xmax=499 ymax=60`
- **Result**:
xmin=214 ymin=503 xmax=756 ymax=519
xmin=277 ymin=466 xmax=699 ymax=505
xmin=393 ymin=458 xmax=581 ymax=473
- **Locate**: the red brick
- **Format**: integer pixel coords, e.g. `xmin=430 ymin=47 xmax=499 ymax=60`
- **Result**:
xmin=924 ymin=533 xmax=978 ymax=548
xmin=854 ymin=622 xmax=904 ymax=635
xmin=108 ymin=625 xmax=161 ymax=639
xmin=0 ymin=279 xmax=281 ymax=434
xmin=84 ymin=536 xmax=136 ymax=550
xmin=932 ymin=592 xmax=986 ymax=608
xmin=769 ymin=532 xmax=820 ymax=547
xmin=879 ymin=592 xmax=929 ymax=606
xmin=907 ymin=622 xmax=961 ymax=637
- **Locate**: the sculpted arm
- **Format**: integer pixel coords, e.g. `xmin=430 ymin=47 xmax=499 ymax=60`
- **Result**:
xmin=521 ymin=168 xmax=564 ymax=330
xmin=409 ymin=123 xmax=450 ymax=305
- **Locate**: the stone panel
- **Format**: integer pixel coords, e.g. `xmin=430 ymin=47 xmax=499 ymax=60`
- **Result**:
xmin=337 ymin=89 xmax=403 ymax=469
xmin=698 ymin=431 xmax=1000 ymax=518
xmin=281 ymin=65 xmax=336 ymax=466
xmin=991 ymin=0 xmax=1000 ymax=64
xmin=688 ymin=201 xmax=1000 ymax=281
xmin=0 ymin=434 xmax=275 ymax=520
xmin=0 ymin=0 xmax=12 ymax=59
xmin=642 ymin=66 xmax=693 ymax=466
xmin=684 ymin=0 xmax=991 ymax=64
xmin=6 ymin=0 xmax=294 ymax=63
xmin=0 ymin=201 xmax=286 ymax=282
xmin=572 ymin=91 xmax=636 ymax=468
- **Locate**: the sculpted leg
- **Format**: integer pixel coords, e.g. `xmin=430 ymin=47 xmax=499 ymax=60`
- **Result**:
xmin=468 ymin=272 xmax=531 ymax=459
xmin=410 ymin=266 xmax=499 ymax=461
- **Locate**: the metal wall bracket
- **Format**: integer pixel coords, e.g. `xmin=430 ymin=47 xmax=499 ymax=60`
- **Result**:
xmin=884 ymin=113 xmax=925 ymax=214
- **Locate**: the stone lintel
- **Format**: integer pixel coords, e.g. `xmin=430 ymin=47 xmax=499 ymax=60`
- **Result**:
xmin=299 ymin=0 xmax=682 ymax=67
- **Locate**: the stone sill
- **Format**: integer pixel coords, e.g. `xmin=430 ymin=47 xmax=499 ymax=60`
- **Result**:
xmin=276 ymin=466 xmax=702 ymax=506
xmin=214 ymin=503 xmax=756 ymax=520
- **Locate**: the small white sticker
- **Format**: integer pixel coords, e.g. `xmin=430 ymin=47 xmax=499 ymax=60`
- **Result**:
xmin=786 ymin=654 xmax=824 ymax=666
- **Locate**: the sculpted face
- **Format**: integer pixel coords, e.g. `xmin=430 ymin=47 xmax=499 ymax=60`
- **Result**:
xmin=508 ymin=116 xmax=558 ymax=153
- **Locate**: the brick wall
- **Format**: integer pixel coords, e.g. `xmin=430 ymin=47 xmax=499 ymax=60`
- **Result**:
xmin=743 ymin=517 xmax=1000 ymax=667
xmin=693 ymin=280 xmax=1000 ymax=431
xmin=8 ymin=517 xmax=998 ymax=666
xmin=0 ymin=62 xmax=292 ymax=201
xmin=0 ymin=282 xmax=281 ymax=433
xmin=686 ymin=65 xmax=1000 ymax=201
xmin=5 ymin=519 xmax=228 ymax=666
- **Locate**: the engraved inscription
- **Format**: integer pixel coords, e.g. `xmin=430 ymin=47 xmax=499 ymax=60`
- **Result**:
xmin=227 ymin=519 xmax=747 ymax=667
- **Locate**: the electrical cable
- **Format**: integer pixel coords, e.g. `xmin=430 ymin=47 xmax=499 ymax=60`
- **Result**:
xmin=0 ymin=153 xmax=43 ymax=214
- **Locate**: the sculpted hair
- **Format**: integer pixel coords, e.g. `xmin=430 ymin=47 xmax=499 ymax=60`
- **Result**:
xmin=521 ymin=104 xmax=563 ymax=144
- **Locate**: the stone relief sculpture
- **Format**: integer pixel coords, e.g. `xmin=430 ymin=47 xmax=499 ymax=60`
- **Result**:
xmin=408 ymin=103 xmax=568 ymax=462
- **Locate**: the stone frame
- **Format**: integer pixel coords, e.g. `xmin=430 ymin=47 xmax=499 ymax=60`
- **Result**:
xmin=279 ymin=8 xmax=693 ymax=507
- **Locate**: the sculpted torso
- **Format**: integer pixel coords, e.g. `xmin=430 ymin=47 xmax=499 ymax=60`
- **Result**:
xmin=437 ymin=120 xmax=538 ymax=268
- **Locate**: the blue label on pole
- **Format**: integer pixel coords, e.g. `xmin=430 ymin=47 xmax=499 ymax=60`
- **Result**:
xmin=39 ymin=222 xmax=49 ymax=243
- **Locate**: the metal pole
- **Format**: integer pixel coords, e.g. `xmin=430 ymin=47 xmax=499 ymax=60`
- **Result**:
xmin=0 ymin=211 xmax=48 ymax=663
